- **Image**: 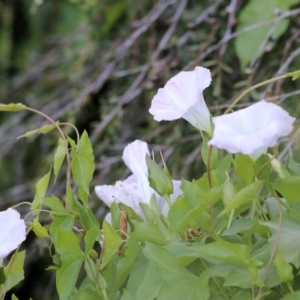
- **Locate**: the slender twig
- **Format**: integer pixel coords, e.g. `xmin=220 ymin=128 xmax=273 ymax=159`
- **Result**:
xmin=224 ymin=71 xmax=300 ymax=114
xmin=255 ymin=189 xmax=283 ymax=299
xmin=24 ymin=107 xmax=71 ymax=197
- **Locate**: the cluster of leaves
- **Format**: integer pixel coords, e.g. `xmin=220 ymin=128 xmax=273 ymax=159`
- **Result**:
xmin=1 ymin=99 xmax=300 ymax=300
xmin=102 ymin=147 xmax=300 ymax=300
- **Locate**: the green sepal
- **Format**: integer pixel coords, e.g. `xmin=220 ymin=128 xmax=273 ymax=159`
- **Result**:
xmin=146 ymin=155 xmax=173 ymax=197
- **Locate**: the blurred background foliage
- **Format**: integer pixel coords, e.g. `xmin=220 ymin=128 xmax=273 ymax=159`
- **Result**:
xmin=1 ymin=0 xmax=300 ymax=298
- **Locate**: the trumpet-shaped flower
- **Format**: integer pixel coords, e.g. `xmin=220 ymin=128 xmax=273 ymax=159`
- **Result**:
xmin=0 ymin=208 xmax=26 ymax=261
xmin=208 ymin=100 xmax=295 ymax=160
xmin=95 ymin=140 xmax=181 ymax=218
xmin=149 ymin=66 xmax=212 ymax=135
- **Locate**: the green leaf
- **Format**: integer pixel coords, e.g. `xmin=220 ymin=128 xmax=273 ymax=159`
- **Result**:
xmin=291 ymin=70 xmax=300 ymax=81
xmin=201 ymin=135 xmax=218 ymax=169
xmin=167 ymin=177 xmax=220 ymax=230
xmin=75 ymin=287 xmax=102 ymax=300
xmin=218 ymin=180 xmax=262 ymax=216
xmin=0 ymin=267 xmax=6 ymax=285
xmin=288 ymin=158 xmax=300 ymax=175
xmin=84 ymin=257 xmax=105 ymax=291
xmin=51 ymin=214 xmax=74 ymax=232
xmin=270 ymin=155 xmax=290 ymax=179
xmin=31 ymin=168 xmax=52 ymax=212
xmin=190 ymin=241 xmax=262 ymax=267
xmin=274 ymin=252 xmax=294 ymax=283
xmin=116 ymin=236 xmax=140 ymax=290
xmin=11 ymin=294 xmax=19 ymax=300
xmin=222 ymin=219 xmax=268 ymax=236
xmin=73 ymin=199 xmax=100 ymax=234
xmin=71 ymin=131 xmax=94 ymax=198
xmin=127 ymin=251 xmax=162 ymax=300
xmin=223 ymin=178 xmax=236 ymax=206
xmin=264 ymin=216 xmax=300 ymax=268
xmin=131 ymin=220 xmax=169 ymax=245
xmin=73 ymin=199 xmax=101 ymax=251
xmin=224 ymin=266 xmax=257 ymax=288
xmin=101 ymin=220 xmax=123 ymax=269
xmin=143 ymin=244 xmax=204 ymax=300
xmin=0 ymin=103 xmax=26 ymax=111
xmin=114 ymin=202 xmax=144 ymax=225
xmin=134 ymin=262 xmax=162 ymax=300
xmin=146 ymin=155 xmax=173 ymax=197
xmin=198 ymin=264 xmax=235 ymax=300
xmin=4 ymin=251 xmax=25 ymax=292
xmin=54 ymin=138 xmax=67 ymax=179
xmin=84 ymin=228 xmax=99 ymax=255
xmin=42 ymin=195 xmax=70 ymax=215
xmin=235 ymin=154 xmax=254 ymax=185
xmin=281 ymin=290 xmax=300 ymax=300
xmin=17 ymin=122 xmax=59 ymax=139
xmin=235 ymin=0 xmax=300 ymax=70
xmin=231 ymin=290 xmax=252 ymax=300
xmin=53 ymin=227 xmax=85 ymax=300
xmin=120 ymin=290 xmax=135 ymax=300
xmin=272 ymin=176 xmax=300 ymax=205
xmin=78 ymin=186 xmax=89 ymax=203
xmin=30 ymin=218 xmax=49 ymax=238
xmin=254 ymin=154 xmax=271 ymax=180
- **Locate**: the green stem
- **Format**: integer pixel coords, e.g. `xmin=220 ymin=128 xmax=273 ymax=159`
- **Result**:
xmin=207 ymin=145 xmax=213 ymax=190
xmin=200 ymin=259 xmax=230 ymax=300
xmin=287 ymin=282 xmax=294 ymax=294
xmin=224 ymin=71 xmax=300 ymax=114
xmin=280 ymin=200 xmax=300 ymax=221
xmin=86 ymin=257 xmax=101 ymax=295
xmin=60 ymin=122 xmax=80 ymax=150
xmin=255 ymin=188 xmax=283 ymax=299
xmin=164 ymin=194 xmax=172 ymax=207
xmin=24 ymin=107 xmax=71 ymax=202
xmin=251 ymin=199 xmax=256 ymax=221
xmin=227 ymin=209 xmax=234 ymax=229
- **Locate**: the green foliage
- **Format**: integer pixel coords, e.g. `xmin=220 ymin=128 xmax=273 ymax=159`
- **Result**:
xmin=0 ymin=104 xmax=26 ymax=112
xmin=54 ymin=138 xmax=67 ymax=179
xmin=17 ymin=122 xmax=59 ymax=139
xmin=146 ymin=155 xmax=173 ymax=197
xmin=235 ymin=0 xmax=300 ymax=70
xmin=31 ymin=168 xmax=52 ymax=212
xmin=1 ymin=97 xmax=300 ymax=300
xmin=71 ymin=131 xmax=94 ymax=199
xmin=4 ymin=251 xmax=25 ymax=293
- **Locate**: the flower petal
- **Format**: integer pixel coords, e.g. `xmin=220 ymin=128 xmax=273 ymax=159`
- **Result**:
xmin=0 ymin=208 xmax=26 ymax=259
xmin=95 ymin=175 xmax=143 ymax=215
xmin=209 ymin=100 xmax=295 ymax=159
xmin=149 ymin=66 xmax=212 ymax=133
xmin=122 ymin=140 xmax=152 ymax=202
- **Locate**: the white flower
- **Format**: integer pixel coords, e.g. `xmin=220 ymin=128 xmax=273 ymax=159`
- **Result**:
xmin=95 ymin=174 xmax=146 ymax=216
xmin=149 ymin=66 xmax=212 ymax=135
xmin=122 ymin=140 xmax=152 ymax=203
xmin=208 ymin=100 xmax=295 ymax=160
xmin=0 ymin=208 xmax=26 ymax=261
xmin=95 ymin=140 xmax=181 ymax=217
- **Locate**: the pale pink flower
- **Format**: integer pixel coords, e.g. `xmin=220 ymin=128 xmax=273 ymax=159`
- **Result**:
xmin=149 ymin=67 xmax=212 ymax=135
xmin=208 ymin=100 xmax=295 ymax=160
xmin=0 ymin=208 xmax=26 ymax=260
